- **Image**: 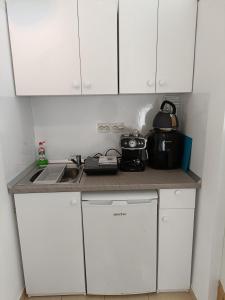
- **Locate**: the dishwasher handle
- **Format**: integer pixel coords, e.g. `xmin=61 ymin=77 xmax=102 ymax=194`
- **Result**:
xmin=82 ymin=199 xmax=156 ymax=206
xmin=112 ymin=201 xmax=128 ymax=206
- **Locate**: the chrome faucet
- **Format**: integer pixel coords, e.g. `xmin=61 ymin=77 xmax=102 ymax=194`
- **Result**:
xmin=70 ymin=155 xmax=82 ymax=168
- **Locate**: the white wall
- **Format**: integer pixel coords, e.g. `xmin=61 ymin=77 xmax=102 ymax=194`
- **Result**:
xmin=220 ymin=233 xmax=225 ymax=288
xmin=31 ymin=95 xmax=162 ymax=160
xmin=0 ymin=1 xmax=35 ymax=299
xmin=0 ymin=0 xmax=35 ymax=181
xmin=182 ymin=0 xmax=225 ymax=299
xmin=0 ymin=97 xmax=35 ymax=181
xmin=0 ymin=145 xmax=24 ymax=300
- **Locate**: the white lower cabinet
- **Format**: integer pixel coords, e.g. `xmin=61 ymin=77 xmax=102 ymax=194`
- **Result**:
xmin=158 ymin=189 xmax=196 ymax=292
xmin=14 ymin=188 xmax=196 ymax=296
xmin=14 ymin=192 xmax=85 ymax=296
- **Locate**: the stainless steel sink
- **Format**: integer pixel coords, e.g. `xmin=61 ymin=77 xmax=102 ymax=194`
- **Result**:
xmin=25 ymin=164 xmax=82 ymax=185
xmin=59 ymin=165 xmax=80 ymax=183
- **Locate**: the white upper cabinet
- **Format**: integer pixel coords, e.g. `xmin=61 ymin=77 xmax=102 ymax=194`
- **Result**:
xmin=119 ymin=0 xmax=158 ymax=94
xmin=156 ymin=0 xmax=197 ymax=93
xmin=119 ymin=0 xmax=197 ymax=94
xmin=7 ymin=0 xmax=197 ymax=96
xmin=7 ymin=0 xmax=82 ymax=96
xmin=78 ymin=0 xmax=118 ymax=95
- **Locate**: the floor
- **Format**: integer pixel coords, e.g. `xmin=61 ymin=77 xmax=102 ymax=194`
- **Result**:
xmin=23 ymin=293 xmax=194 ymax=300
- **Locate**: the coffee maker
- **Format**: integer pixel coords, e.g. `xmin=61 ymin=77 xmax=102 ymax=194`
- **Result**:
xmin=147 ymin=101 xmax=183 ymax=169
xmin=120 ymin=133 xmax=147 ymax=172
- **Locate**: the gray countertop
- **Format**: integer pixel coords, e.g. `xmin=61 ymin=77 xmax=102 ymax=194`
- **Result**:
xmin=8 ymin=163 xmax=201 ymax=194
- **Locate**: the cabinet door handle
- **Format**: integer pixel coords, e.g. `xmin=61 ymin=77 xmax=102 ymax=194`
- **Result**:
xmin=112 ymin=200 xmax=128 ymax=206
xmin=71 ymin=199 xmax=77 ymax=206
xmin=159 ymin=80 xmax=166 ymax=86
xmin=72 ymin=82 xmax=80 ymax=90
xmin=147 ymin=80 xmax=154 ymax=87
xmin=161 ymin=216 xmax=169 ymax=223
xmin=174 ymin=190 xmax=181 ymax=196
xmin=83 ymin=82 xmax=92 ymax=89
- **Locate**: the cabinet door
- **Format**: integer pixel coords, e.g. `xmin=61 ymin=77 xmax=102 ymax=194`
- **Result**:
xmin=119 ymin=0 xmax=158 ymax=94
xmin=78 ymin=0 xmax=118 ymax=95
xmin=14 ymin=193 xmax=85 ymax=296
xmin=158 ymin=208 xmax=195 ymax=291
xmin=156 ymin=0 xmax=197 ymax=93
xmin=7 ymin=0 xmax=81 ymax=96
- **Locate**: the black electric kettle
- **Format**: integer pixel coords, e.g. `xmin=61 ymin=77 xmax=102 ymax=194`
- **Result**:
xmin=153 ymin=101 xmax=179 ymax=130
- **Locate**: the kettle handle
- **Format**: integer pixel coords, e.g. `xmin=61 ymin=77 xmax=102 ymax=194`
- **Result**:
xmin=160 ymin=101 xmax=176 ymax=114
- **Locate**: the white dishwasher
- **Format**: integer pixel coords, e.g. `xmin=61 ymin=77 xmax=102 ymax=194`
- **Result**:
xmin=82 ymin=190 xmax=158 ymax=295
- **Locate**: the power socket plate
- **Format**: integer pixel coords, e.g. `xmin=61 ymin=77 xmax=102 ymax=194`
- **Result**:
xmin=97 ymin=122 xmax=125 ymax=133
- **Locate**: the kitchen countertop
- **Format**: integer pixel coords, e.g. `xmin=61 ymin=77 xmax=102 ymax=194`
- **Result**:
xmin=8 ymin=163 xmax=201 ymax=194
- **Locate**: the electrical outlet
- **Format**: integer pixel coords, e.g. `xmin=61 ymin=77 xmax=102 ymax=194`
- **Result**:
xmin=97 ymin=122 xmax=125 ymax=133
xmin=110 ymin=122 xmax=125 ymax=133
xmin=97 ymin=123 xmax=111 ymax=133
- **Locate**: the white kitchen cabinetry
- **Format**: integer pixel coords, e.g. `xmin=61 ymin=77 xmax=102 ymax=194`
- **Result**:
xmin=14 ymin=192 xmax=85 ymax=296
xmin=7 ymin=0 xmax=197 ymax=96
xmin=7 ymin=0 xmax=118 ymax=96
xmin=119 ymin=0 xmax=158 ymax=94
xmin=156 ymin=0 xmax=197 ymax=93
xmin=119 ymin=0 xmax=197 ymax=94
xmin=78 ymin=0 xmax=118 ymax=95
xmin=7 ymin=0 xmax=82 ymax=96
xmin=158 ymin=189 xmax=196 ymax=291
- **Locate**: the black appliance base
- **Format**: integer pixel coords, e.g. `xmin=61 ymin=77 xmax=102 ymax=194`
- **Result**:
xmin=119 ymin=160 xmax=145 ymax=172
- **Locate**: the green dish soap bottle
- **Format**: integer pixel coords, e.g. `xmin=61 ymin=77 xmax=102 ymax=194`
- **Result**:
xmin=37 ymin=141 xmax=49 ymax=167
